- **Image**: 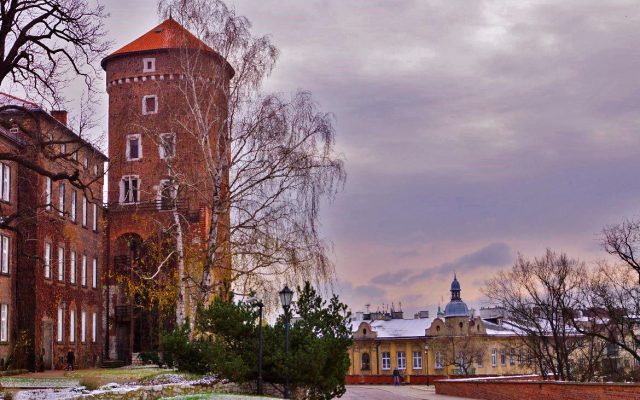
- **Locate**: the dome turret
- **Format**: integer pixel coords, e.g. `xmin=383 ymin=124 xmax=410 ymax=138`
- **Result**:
xmin=444 ymin=274 xmax=470 ymax=318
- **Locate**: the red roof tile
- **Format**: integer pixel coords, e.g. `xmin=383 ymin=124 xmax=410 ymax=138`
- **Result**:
xmin=102 ymin=18 xmax=215 ymax=66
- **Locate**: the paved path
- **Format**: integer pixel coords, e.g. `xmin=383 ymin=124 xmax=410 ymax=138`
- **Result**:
xmin=342 ymin=385 xmax=476 ymax=400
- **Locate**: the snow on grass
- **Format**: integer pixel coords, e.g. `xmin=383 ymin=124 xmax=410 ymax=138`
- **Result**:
xmin=0 ymin=377 xmax=80 ymax=388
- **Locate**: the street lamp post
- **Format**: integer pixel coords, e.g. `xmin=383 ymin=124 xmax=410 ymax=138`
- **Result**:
xmin=424 ymin=344 xmax=429 ymax=386
xmin=247 ymin=297 xmax=264 ymax=396
xmin=279 ymin=286 xmax=294 ymax=399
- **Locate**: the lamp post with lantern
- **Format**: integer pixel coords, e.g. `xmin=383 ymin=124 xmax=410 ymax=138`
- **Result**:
xmin=279 ymin=286 xmax=294 ymax=399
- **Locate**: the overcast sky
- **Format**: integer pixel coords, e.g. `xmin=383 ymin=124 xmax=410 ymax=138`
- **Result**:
xmin=89 ymin=0 xmax=640 ymax=315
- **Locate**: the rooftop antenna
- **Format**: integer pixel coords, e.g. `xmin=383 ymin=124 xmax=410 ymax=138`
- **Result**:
xmin=169 ymin=6 xmax=173 ymax=20
xmin=365 ymin=303 xmax=371 ymax=313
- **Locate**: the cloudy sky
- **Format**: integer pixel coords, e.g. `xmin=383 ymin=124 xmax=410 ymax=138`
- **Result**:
xmin=83 ymin=0 xmax=640 ymax=314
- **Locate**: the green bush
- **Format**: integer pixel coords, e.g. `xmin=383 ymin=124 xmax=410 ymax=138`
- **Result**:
xmin=138 ymin=351 xmax=161 ymax=366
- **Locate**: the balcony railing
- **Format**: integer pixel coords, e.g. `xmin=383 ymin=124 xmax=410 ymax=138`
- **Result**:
xmin=107 ymin=200 xmax=200 ymax=222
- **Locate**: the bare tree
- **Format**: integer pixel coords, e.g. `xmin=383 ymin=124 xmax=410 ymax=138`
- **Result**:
xmin=152 ymin=0 xmax=346 ymax=315
xmin=484 ymin=250 xmax=586 ymax=380
xmin=433 ymin=334 xmax=486 ymax=376
xmin=0 ymin=0 xmax=110 ymax=104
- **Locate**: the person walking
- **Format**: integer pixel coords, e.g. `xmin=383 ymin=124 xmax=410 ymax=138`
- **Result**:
xmin=393 ymin=367 xmax=400 ymax=385
xmin=66 ymin=349 xmax=75 ymax=371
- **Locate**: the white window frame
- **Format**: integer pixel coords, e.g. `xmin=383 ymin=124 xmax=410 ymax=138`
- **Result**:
xmin=57 ymin=246 xmax=64 ymax=281
xmin=70 ymin=190 xmax=77 ymax=222
xmin=0 ymin=304 xmax=7 ymax=342
xmin=58 ymin=183 xmax=65 ymax=216
xmin=0 ymin=162 xmax=10 ymax=202
xmin=435 ymin=351 xmax=444 ymax=370
xmin=82 ymin=195 xmax=87 ymax=227
xmin=44 ymin=242 xmax=52 ymax=278
xmin=81 ymin=254 xmax=87 ymax=286
xmin=0 ymin=235 xmax=9 ymax=274
xmin=412 ymin=351 xmax=422 ymax=370
xmin=81 ymin=310 xmax=86 ymax=343
xmin=510 ymin=348 xmax=516 ymax=365
xmin=57 ymin=307 xmax=64 ymax=342
xmin=381 ymin=351 xmax=391 ymax=370
xmin=126 ymin=134 xmax=142 ymax=161
xmin=83 ymin=157 xmax=89 ymax=170
xmin=92 ymin=312 xmax=97 ymax=343
xmin=70 ymin=250 xmax=76 ymax=284
xmin=120 ymin=175 xmax=140 ymax=204
xmin=492 ymin=348 xmax=497 ymax=367
xmin=159 ymin=133 xmax=176 ymax=159
xmin=142 ymin=95 xmax=158 ymax=115
xmin=92 ymin=203 xmax=98 ymax=231
xmin=69 ymin=309 xmax=75 ymax=343
xmin=143 ymin=57 xmax=156 ymax=72
xmin=45 ymin=177 xmax=52 ymax=211
xmin=157 ymin=179 xmax=177 ymax=210
xmin=60 ymin=143 xmax=66 ymax=155
xmin=500 ymin=349 xmax=506 ymax=366
xmin=92 ymin=258 xmax=97 ymax=289
xmin=397 ymin=351 xmax=406 ymax=370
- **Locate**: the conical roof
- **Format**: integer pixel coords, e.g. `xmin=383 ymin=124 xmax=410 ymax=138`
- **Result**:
xmin=101 ymin=18 xmax=218 ymax=68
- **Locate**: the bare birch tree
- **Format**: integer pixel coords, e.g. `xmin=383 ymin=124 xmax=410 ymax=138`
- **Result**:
xmin=152 ymin=0 xmax=346 ymax=315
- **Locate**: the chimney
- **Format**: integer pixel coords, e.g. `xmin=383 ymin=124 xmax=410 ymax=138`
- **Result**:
xmin=51 ymin=110 xmax=68 ymax=126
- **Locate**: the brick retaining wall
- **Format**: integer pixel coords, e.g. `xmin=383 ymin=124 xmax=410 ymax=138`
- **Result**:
xmin=435 ymin=378 xmax=640 ymax=400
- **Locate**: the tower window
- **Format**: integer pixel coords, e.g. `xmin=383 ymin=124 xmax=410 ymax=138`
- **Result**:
xmin=126 ymin=134 xmax=142 ymax=161
xmin=159 ymin=133 xmax=176 ymax=159
xmin=158 ymin=179 xmax=177 ymax=210
xmin=120 ymin=175 xmax=140 ymax=204
xmin=143 ymin=58 xmax=156 ymax=72
xmin=142 ymin=95 xmax=158 ymax=115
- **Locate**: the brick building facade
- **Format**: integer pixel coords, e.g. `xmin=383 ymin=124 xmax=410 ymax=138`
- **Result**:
xmin=0 ymin=18 xmax=232 ymax=370
xmin=0 ymin=94 xmax=107 ymax=370
xmin=101 ymin=18 xmax=233 ymax=364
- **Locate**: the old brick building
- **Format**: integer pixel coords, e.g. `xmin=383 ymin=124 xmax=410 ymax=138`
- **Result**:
xmin=101 ymin=18 xmax=233 ymax=364
xmin=0 ymin=17 xmax=232 ymax=371
xmin=0 ymin=93 xmax=107 ymax=370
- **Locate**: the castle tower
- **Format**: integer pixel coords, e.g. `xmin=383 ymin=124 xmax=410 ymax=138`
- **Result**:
xmin=101 ymin=18 xmax=233 ymax=363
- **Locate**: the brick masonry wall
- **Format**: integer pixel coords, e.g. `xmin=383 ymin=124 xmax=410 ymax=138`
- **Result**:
xmin=435 ymin=378 xmax=640 ymax=400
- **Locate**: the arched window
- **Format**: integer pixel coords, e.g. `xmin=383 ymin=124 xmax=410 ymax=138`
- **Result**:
xmin=361 ymin=352 xmax=371 ymax=371
xmin=436 ymin=325 xmax=440 ymax=332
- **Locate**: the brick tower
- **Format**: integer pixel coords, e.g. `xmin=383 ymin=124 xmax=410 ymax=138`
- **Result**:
xmin=101 ymin=18 xmax=233 ymax=363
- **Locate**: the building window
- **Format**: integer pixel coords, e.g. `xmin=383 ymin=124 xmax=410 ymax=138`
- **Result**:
xmin=44 ymin=242 xmax=52 ymax=278
xmin=58 ymin=183 xmax=65 ymax=216
xmin=518 ymin=349 xmax=523 ymax=365
xmin=412 ymin=351 xmax=422 ymax=370
xmin=0 ymin=162 xmax=10 ymax=202
xmin=69 ymin=309 xmax=75 ymax=343
xmin=60 ymin=143 xmax=66 ymax=155
xmin=70 ymin=251 xmax=76 ymax=284
xmin=491 ymin=348 xmax=497 ymax=367
xmin=92 ymin=312 xmax=97 ymax=343
xmin=120 ymin=176 xmax=140 ymax=204
xmin=71 ymin=147 xmax=77 ymax=161
xmin=500 ymin=349 xmax=506 ymax=366
xmin=92 ymin=203 xmax=98 ymax=231
xmin=381 ymin=352 xmax=391 ymax=370
xmin=142 ymin=95 xmax=158 ymax=115
xmin=83 ymin=157 xmax=89 ymax=170
xmin=92 ymin=258 xmax=98 ymax=289
xmin=361 ymin=353 xmax=370 ymax=371
xmin=477 ymin=354 xmax=483 ymax=368
xmin=397 ymin=351 xmax=406 ymax=370
xmin=158 ymin=180 xmax=177 ymax=210
xmin=45 ymin=177 xmax=52 ymax=210
xmin=126 ymin=134 xmax=142 ymax=161
xmin=143 ymin=58 xmax=155 ymax=72
xmin=57 ymin=246 xmax=65 ymax=281
xmin=93 ymin=164 xmax=99 ymax=176
xmin=57 ymin=307 xmax=64 ymax=342
xmin=0 ymin=304 xmax=7 ymax=342
xmin=81 ymin=310 xmax=86 ymax=343
xmin=81 ymin=254 xmax=87 ymax=286
xmin=82 ymin=195 xmax=87 ymax=227
xmin=159 ymin=133 xmax=176 ymax=159
xmin=435 ymin=351 xmax=444 ymax=370
xmin=70 ymin=190 xmax=77 ymax=222
xmin=510 ymin=348 xmax=515 ymax=365
xmin=0 ymin=235 xmax=9 ymax=274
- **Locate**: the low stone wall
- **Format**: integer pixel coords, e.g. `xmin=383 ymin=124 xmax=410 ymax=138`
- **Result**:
xmin=79 ymin=382 xmax=244 ymax=399
xmin=435 ymin=377 xmax=640 ymax=400
xmin=346 ymin=374 xmax=516 ymax=385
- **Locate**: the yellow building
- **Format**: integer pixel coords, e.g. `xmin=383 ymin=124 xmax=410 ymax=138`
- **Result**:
xmin=347 ymin=275 xmax=533 ymax=384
